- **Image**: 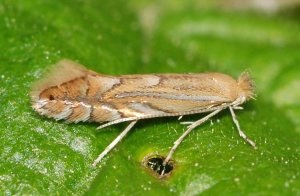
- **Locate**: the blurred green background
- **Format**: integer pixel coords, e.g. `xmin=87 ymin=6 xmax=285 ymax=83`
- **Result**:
xmin=0 ymin=0 xmax=299 ymax=195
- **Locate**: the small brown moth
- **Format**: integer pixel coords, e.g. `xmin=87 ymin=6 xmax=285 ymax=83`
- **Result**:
xmin=31 ymin=60 xmax=256 ymax=170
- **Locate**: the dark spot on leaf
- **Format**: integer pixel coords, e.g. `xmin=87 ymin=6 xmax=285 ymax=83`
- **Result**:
xmin=143 ymin=155 xmax=174 ymax=177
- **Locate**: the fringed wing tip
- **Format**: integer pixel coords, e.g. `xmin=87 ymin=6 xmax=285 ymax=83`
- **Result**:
xmin=30 ymin=59 xmax=88 ymax=102
xmin=238 ymin=71 xmax=256 ymax=100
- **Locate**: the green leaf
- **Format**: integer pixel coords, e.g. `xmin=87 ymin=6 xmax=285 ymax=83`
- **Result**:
xmin=1 ymin=0 xmax=299 ymax=195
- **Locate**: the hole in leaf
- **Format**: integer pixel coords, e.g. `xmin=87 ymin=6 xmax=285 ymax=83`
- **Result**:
xmin=143 ymin=155 xmax=174 ymax=177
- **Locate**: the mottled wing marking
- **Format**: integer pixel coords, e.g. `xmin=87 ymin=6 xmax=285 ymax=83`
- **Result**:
xmin=91 ymin=104 xmax=121 ymax=122
xmin=99 ymin=73 xmax=239 ymax=117
xmin=115 ymin=92 xmax=229 ymax=102
xmin=86 ymin=75 xmax=120 ymax=98
xmin=35 ymin=100 xmax=73 ymax=120
xmin=126 ymin=102 xmax=167 ymax=117
xmin=66 ymin=102 xmax=91 ymax=123
xmin=31 ymin=60 xmax=88 ymax=101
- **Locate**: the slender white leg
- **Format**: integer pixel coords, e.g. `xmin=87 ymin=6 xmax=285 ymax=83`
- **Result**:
xmin=92 ymin=120 xmax=137 ymax=167
xmin=229 ymin=106 xmax=256 ymax=148
xmin=162 ymin=109 xmax=223 ymax=168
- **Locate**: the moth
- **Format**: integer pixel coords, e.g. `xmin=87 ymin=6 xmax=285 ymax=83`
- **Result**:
xmin=31 ymin=60 xmax=256 ymax=169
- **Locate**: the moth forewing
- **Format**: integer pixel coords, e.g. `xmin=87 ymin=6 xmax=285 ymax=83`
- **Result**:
xmin=31 ymin=60 xmax=256 ymax=168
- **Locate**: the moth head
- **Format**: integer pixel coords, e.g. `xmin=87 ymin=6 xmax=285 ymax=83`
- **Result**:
xmin=237 ymin=72 xmax=256 ymax=101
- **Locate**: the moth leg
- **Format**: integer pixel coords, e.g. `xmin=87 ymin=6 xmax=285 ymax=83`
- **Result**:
xmin=180 ymin=121 xmax=194 ymax=125
xmin=233 ymin=106 xmax=243 ymax=110
xmin=229 ymin=106 xmax=256 ymax=149
xmin=161 ymin=109 xmax=223 ymax=175
xmin=92 ymin=120 xmax=138 ymax=167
